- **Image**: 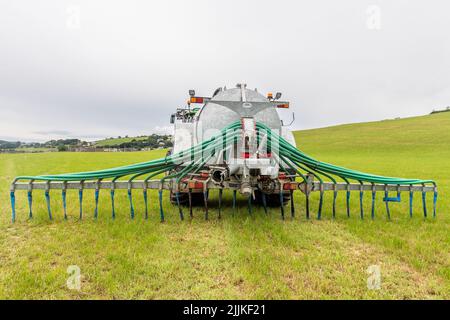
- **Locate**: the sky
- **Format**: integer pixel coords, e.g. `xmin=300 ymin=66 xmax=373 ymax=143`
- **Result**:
xmin=0 ymin=0 xmax=449 ymax=142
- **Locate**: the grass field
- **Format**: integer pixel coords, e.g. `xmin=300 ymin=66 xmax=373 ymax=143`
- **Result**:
xmin=0 ymin=113 xmax=449 ymax=299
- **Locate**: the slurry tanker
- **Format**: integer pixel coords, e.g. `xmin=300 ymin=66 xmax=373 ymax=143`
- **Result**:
xmin=10 ymin=84 xmax=437 ymax=221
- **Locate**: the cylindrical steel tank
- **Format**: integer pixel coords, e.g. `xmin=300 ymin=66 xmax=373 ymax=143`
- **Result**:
xmin=194 ymin=86 xmax=296 ymax=146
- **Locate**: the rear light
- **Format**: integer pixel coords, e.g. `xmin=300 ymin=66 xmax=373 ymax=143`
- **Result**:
xmin=188 ymin=181 xmax=204 ymax=189
xmin=241 ymin=152 xmax=251 ymax=159
xmin=267 ymin=93 xmax=273 ymax=100
xmin=283 ymin=182 xmax=298 ymax=190
xmin=278 ymin=172 xmax=287 ymax=179
xmin=276 ymin=103 xmax=289 ymax=109
xmin=190 ymin=97 xmax=204 ymax=104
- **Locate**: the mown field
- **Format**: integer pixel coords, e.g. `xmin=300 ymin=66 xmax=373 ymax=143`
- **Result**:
xmin=0 ymin=113 xmax=449 ymax=299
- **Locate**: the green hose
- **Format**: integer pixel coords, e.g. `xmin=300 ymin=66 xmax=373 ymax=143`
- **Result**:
xmin=14 ymin=121 xmax=434 ymax=189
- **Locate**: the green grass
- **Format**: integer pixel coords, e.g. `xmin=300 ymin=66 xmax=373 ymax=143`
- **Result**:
xmin=0 ymin=113 xmax=449 ymax=299
xmin=94 ymin=136 xmax=148 ymax=147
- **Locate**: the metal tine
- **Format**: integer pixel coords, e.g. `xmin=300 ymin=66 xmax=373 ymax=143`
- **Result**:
xmin=409 ymin=185 xmax=413 ymax=218
xmin=79 ymin=181 xmax=84 ymax=220
xmin=329 ymin=175 xmax=350 ymax=218
xmin=433 ymin=183 xmax=437 ymax=218
xmin=292 ymin=164 xmax=322 ymax=219
xmin=359 ymin=181 xmax=364 ymax=220
xmin=422 ymin=183 xmax=427 ymax=218
xmin=301 ymin=172 xmax=311 ymax=219
xmin=305 ymin=193 xmax=310 ymax=219
xmin=28 ymin=180 xmax=34 ymax=219
xmin=345 ymin=181 xmax=351 ymax=218
xmin=143 ymin=187 xmax=148 ymax=220
xmin=384 ymin=184 xmax=391 ymax=220
xmin=301 ymin=187 xmax=309 ymax=216
xmin=218 ymin=189 xmax=223 ymax=219
xmin=317 ymin=182 xmax=324 ymax=220
xmin=332 ymin=184 xmax=337 ymax=219
xmin=247 ymin=194 xmax=252 ymax=215
xmin=94 ymin=180 xmax=101 ymax=219
xmin=371 ymin=183 xmax=376 ymax=220
xmin=279 ymin=184 xmax=285 ymax=220
xmin=176 ymin=191 xmax=184 ymax=221
xmin=45 ymin=182 xmax=52 ymax=220
xmin=232 ymin=190 xmax=237 ymax=215
xmin=308 ymin=168 xmax=335 ymax=220
xmin=188 ymin=188 xmax=193 ymax=218
xmin=278 ymin=157 xmax=306 ymax=218
xmin=62 ymin=181 xmax=67 ymax=220
xmin=290 ymin=190 xmax=295 ymax=218
xmin=110 ymin=184 xmax=116 ymax=220
xmin=128 ymin=183 xmax=135 ymax=219
xmin=158 ymin=188 xmax=165 ymax=222
xmin=261 ymin=191 xmax=268 ymax=214
xmin=127 ymin=170 xmax=155 ymax=220
xmin=10 ymin=190 xmax=16 ymax=223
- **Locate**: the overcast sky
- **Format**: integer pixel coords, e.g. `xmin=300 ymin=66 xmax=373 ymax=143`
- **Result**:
xmin=0 ymin=0 xmax=449 ymax=142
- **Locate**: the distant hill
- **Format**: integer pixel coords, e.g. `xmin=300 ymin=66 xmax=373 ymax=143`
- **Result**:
xmin=1 ymin=135 xmax=173 ymax=152
xmin=430 ymin=107 xmax=450 ymax=115
xmin=292 ymin=111 xmax=450 ymax=160
xmin=93 ymin=134 xmax=173 ymax=149
xmin=94 ymin=136 xmax=149 ymax=147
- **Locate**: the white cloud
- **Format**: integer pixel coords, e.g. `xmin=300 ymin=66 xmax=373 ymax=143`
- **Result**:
xmin=0 ymin=0 xmax=449 ymax=141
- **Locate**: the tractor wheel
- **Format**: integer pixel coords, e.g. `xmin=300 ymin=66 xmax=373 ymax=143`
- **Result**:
xmin=254 ymin=190 xmax=290 ymax=207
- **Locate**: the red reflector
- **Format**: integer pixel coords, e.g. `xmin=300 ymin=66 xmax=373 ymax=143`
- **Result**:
xmin=188 ymin=181 xmax=204 ymax=189
xmin=200 ymin=172 xmax=209 ymax=178
xmin=190 ymin=97 xmax=204 ymax=104
xmin=241 ymin=152 xmax=251 ymax=159
xmin=283 ymin=183 xmax=297 ymax=190
xmin=276 ymin=103 xmax=289 ymax=109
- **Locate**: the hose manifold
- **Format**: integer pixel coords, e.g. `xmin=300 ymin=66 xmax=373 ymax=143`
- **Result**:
xmin=210 ymin=167 xmax=229 ymax=185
